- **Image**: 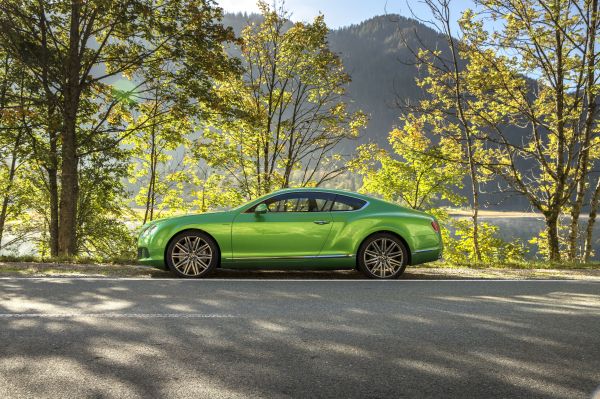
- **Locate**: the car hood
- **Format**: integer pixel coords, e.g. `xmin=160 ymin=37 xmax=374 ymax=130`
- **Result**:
xmin=145 ymin=210 xmax=235 ymax=228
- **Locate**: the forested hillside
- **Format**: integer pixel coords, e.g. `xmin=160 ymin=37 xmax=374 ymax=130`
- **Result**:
xmin=224 ymin=13 xmax=440 ymax=148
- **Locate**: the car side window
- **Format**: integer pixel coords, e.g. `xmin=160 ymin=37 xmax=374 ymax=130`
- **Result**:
xmin=246 ymin=192 xmax=336 ymax=213
xmin=331 ymin=195 xmax=367 ymax=211
xmin=268 ymin=196 xmax=311 ymax=212
xmin=314 ymin=197 xmax=333 ymax=212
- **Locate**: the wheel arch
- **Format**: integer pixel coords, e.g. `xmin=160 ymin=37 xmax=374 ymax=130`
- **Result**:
xmin=356 ymin=230 xmax=412 ymax=267
xmin=164 ymin=228 xmax=222 ymax=267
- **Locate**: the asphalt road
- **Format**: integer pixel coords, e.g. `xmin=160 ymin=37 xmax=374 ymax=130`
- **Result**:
xmin=0 ymin=278 xmax=598 ymax=399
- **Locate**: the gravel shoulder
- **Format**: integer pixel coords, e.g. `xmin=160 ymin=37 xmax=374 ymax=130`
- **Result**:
xmin=1 ymin=261 xmax=599 ymax=280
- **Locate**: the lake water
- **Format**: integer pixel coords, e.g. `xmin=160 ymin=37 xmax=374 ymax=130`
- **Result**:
xmin=452 ymin=214 xmax=600 ymax=260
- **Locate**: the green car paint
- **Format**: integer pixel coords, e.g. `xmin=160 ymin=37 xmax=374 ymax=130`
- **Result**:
xmin=137 ymin=188 xmax=442 ymax=270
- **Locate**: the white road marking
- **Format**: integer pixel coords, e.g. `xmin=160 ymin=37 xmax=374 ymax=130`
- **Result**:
xmin=0 ymin=313 xmax=238 ymax=318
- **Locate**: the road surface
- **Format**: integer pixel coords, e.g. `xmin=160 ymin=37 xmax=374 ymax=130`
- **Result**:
xmin=0 ymin=278 xmax=598 ymax=398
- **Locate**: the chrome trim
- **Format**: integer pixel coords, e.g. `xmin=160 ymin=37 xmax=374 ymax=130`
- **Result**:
xmin=227 ymin=254 xmax=355 ymax=261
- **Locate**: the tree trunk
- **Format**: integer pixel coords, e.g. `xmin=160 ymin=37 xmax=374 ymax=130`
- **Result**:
xmin=37 ymin=7 xmax=60 ymax=257
xmin=57 ymin=0 xmax=81 ymax=256
xmin=550 ymin=21 xmax=566 ymax=263
xmin=48 ymin=168 xmax=59 ymax=256
xmin=467 ymin=140 xmax=482 ymax=262
xmin=58 ymin=113 xmax=79 ymax=256
xmin=569 ymin=185 xmax=586 ymax=260
xmin=546 ymin=211 xmax=561 ymax=261
xmin=48 ymin=129 xmax=59 ymax=257
xmin=143 ymin=131 xmax=157 ymax=225
xmin=584 ymin=177 xmax=600 ymax=262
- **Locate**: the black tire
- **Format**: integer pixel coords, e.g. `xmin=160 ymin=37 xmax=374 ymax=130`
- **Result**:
xmin=166 ymin=231 xmax=219 ymax=278
xmin=357 ymin=233 xmax=408 ymax=279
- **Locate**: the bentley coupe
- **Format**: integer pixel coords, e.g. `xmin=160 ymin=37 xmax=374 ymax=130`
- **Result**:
xmin=137 ymin=188 xmax=442 ymax=279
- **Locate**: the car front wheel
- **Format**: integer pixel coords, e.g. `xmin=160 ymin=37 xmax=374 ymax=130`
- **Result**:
xmin=166 ymin=231 xmax=219 ymax=278
xmin=357 ymin=233 xmax=408 ymax=279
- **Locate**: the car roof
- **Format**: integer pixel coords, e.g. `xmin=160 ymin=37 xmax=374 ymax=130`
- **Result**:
xmin=272 ymin=187 xmax=372 ymax=201
xmin=271 ymin=188 xmax=424 ymax=214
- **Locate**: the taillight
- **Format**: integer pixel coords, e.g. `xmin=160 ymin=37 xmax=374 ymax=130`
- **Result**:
xmin=431 ymin=220 xmax=440 ymax=233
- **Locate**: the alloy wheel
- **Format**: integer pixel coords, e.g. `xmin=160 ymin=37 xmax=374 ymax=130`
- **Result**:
xmin=170 ymin=235 xmax=213 ymax=277
xmin=363 ymin=237 xmax=404 ymax=278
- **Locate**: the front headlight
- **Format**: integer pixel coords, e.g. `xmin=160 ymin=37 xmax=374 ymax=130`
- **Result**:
xmin=140 ymin=224 xmax=158 ymax=239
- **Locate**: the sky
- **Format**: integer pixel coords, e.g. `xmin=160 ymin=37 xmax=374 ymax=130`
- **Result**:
xmin=217 ymin=0 xmax=478 ymax=31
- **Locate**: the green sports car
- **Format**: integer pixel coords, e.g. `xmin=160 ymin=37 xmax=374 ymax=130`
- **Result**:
xmin=137 ymin=188 xmax=442 ymax=279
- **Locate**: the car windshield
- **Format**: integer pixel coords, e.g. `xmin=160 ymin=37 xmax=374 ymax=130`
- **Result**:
xmin=221 ymin=192 xmax=275 ymax=212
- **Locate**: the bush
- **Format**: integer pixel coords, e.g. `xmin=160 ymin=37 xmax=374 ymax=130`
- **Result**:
xmin=443 ymin=217 xmax=527 ymax=264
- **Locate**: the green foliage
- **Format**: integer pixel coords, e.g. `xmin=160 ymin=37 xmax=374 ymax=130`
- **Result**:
xmin=0 ymin=1 xmax=598 ymax=265
xmin=125 ymin=93 xmax=193 ymax=222
xmin=528 ymin=222 xmax=571 ymax=261
xmin=350 ymin=121 xmax=465 ymax=210
xmin=445 ymin=219 xmax=527 ymax=264
xmin=0 ymin=0 xmax=238 ymax=257
xmin=455 ymin=0 xmax=600 ymax=260
xmin=76 ymin=155 xmax=136 ymax=260
xmin=186 ymin=165 xmax=245 ymax=212
xmin=199 ymin=1 xmax=367 ymax=199
xmin=351 ymin=119 xmax=526 ymax=265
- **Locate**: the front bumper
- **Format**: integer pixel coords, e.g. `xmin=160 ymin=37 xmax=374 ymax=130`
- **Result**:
xmin=137 ymin=246 xmax=166 ymax=268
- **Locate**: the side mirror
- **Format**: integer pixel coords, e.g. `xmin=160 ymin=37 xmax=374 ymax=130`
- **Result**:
xmin=255 ymin=203 xmax=268 ymax=215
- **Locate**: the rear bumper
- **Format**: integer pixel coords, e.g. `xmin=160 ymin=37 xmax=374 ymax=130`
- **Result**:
xmin=410 ymin=246 xmax=442 ymax=265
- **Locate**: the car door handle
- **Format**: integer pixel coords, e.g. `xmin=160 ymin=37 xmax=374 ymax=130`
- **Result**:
xmin=313 ymin=220 xmax=331 ymax=225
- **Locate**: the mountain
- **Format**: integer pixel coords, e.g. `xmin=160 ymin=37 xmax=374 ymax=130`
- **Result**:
xmin=328 ymin=15 xmax=445 ymax=147
xmin=223 ymin=13 xmax=445 ymax=148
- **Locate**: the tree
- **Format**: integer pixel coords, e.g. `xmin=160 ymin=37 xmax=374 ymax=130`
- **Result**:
xmin=349 ymin=118 xmax=465 ymax=211
xmin=199 ymin=1 xmax=367 ymax=200
xmin=0 ymin=48 xmax=40 ymax=252
xmin=567 ymin=0 xmax=600 ymax=260
xmin=126 ymin=88 xmax=192 ymax=224
xmin=0 ymin=50 xmax=19 ymax=250
xmin=187 ymin=165 xmax=244 ymax=212
xmin=404 ymin=0 xmax=487 ymax=261
xmin=0 ymin=0 xmax=237 ymax=256
xmin=76 ymin=152 xmax=135 ymax=259
xmin=583 ymin=137 xmax=600 ymax=261
xmin=452 ymin=0 xmax=599 ymax=261
xmin=351 ymin=118 xmax=526 ymax=264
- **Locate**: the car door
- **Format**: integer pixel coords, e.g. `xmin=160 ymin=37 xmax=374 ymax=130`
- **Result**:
xmin=231 ymin=192 xmax=335 ymax=259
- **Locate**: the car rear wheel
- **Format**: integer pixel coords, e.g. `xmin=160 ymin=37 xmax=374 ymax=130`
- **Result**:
xmin=166 ymin=231 xmax=219 ymax=278
xmin=357 ymin=233 xmax=408 ymax=279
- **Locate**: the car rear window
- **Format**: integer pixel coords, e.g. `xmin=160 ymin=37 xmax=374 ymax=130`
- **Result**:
xmin=331 ymin=195 xmax=367 ymax=211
